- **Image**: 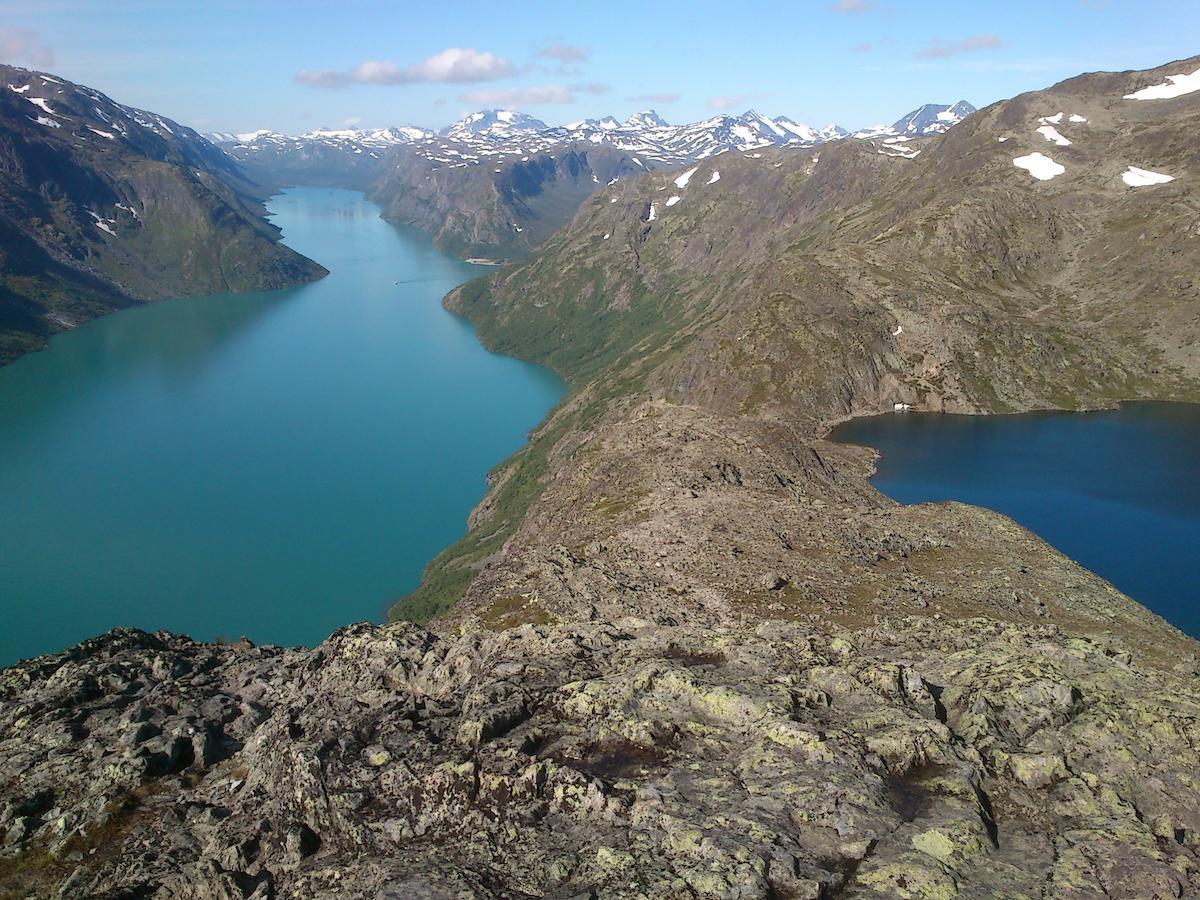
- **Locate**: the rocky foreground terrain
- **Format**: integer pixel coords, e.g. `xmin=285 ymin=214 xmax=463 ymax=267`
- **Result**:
xmin=2 ymin=58 xmax=1200 ymax=898
xmin=0 ymin=65 xmax=325 ymax=364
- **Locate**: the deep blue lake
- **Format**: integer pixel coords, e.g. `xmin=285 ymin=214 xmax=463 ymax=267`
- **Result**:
xmin=832 ymin=402 xmax=1200 ymax=638
xmin=0 ymin=187 xmax=564 ymax=666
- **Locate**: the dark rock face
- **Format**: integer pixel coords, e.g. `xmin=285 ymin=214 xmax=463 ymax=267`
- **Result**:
xmin=368 ymin=144 xmax=645 ymax=261
xmin=0 ymin=65 xmax=326 ymax=364
xmin=2 ymin=618 xmax=1197 ymax=898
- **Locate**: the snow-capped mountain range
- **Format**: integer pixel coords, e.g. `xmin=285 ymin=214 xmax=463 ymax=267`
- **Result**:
xmin=209 ymin=101 xmax=976 ymax=170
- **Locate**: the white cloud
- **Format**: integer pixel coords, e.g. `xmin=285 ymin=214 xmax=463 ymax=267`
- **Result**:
xmin=457 ymin=84 xmax=576 ymax=106
xmin=916 ymin=35 xmax=1003 ymax=59
xmin=0 ymin=28 xmax=54 ymax=67
xmin=297 ymin=47 xmax=515 ymax=89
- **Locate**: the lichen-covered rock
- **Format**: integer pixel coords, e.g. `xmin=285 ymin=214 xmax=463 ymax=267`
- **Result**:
xmin=1 ymin=614 xmax=1197 ymax=897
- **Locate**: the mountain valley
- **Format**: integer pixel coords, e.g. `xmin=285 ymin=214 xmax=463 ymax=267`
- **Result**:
xmin=215 ymin=101 xmax=976 ymax=261
xmin=1 ymin=47 xmax=1199 ymax=899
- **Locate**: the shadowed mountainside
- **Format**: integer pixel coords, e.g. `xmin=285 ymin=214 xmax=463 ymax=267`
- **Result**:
xmin=0 ymin=65 xmax=326 ymax=364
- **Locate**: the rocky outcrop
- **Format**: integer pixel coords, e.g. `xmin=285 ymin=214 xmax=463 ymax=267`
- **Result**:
xmin=2 ymin=613 xmax=1198 ymax=898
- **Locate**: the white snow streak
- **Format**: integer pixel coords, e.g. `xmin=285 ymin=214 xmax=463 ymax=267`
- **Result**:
xmin=673 ymin=166 xmax=698 ymax=188
xmin=707 ymin=171 xmax=720 ymax=184
xmin=1121 ymin=166 xmax=1175 ymax=187
xmin=1036 ymin=125 xmax=1072 ymax=146
xmin=1124 ymin=67 xmax=1200 ymax=100
xmin=665 ymin=195 xmax=681 ymax=207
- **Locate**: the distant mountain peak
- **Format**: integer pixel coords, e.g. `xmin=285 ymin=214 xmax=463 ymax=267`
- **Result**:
xmin=442 ymin=109 xmax=548 ymax=140
xmin=891 ymin=100 xmax=976 ymax=135
xmin=625 ymin=109 xmax=669 ymax=129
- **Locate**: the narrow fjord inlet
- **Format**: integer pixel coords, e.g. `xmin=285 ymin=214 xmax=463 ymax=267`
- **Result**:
xmin=0 ymin=187 xmax=563 ymax=666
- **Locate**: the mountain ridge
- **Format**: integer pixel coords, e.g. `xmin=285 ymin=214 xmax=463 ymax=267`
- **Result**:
xmin=216 ymin=98 xmax=975 ymax=261
xmin=3 ymin=55 xmax=1200 ymax=899
xmin=0 ymin=64 xmax=326 ymax=364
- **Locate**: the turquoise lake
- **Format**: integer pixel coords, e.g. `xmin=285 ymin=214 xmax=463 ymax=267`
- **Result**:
xmin=832 ymin=402 xmax=1200 ymax=639
xmin=0 ymin=187 xmax=564 ymax=666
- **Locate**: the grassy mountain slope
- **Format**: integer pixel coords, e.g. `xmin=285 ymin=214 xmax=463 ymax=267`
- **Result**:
xmin=0 ymin=65 xmax=326 ymax=364
xmin=395 ymin=54 xmax=1200 ymax=622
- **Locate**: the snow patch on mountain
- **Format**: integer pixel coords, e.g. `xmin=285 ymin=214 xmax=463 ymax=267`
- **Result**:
xmin=1122 ymin=166 xmax=1175 ymax=187
xmin=1124 ymin=67 xmax=1200 ymax=100
xmin=1036 ymin=125 xmax=1071 ymax=146
xmin=1013 ymin=152 xmax=1065 ymax=181
xmin=674 ymin=166 xmax=698 ymax=188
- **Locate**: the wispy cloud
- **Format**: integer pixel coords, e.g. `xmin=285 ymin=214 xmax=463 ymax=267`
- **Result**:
xmin=297 ymin=47 xmax=515 ymax=89
xmin=572 ymin=82 xmax=609 ymax=95
xmin=0 ymin=27 xmax=54 ymax=67
xmin=849 ymin=42 xmax=872 ymax=53
xmin=535 ymin=43 xmax=590 ymax=63
xmin=916 ymin=35 xmax=1003 ymax=60
xmin=707 ymin=92 xmax=772 ymax=111
xmin=457 ymin=84 xmax=576 ymax=106
xmin=628 ymin=92 xmax=681 ymax=103
xmin=829 ymin=0 xmax=874 ymax=12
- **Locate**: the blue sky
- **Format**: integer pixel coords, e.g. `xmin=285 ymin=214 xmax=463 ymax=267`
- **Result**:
xmin=1 ymin=0 xmax=1197 ymax=133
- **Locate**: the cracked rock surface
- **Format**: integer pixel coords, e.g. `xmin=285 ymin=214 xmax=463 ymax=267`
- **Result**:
xmin=2 ymin=611 xmax=1198 ymax=897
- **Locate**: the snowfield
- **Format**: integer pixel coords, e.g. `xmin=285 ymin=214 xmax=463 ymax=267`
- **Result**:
xmin=1124 ymin=67 xmax=1200 ymax=100
xmin=1121 ymin=166 xmax=1175 ymax=187
xmin=1036 ymin=125 xmax=1072 ymax=146
xmin=1013 ymin=152 xmax=1065 ymax=181
xmin=673 ymin=167 xmax=698 ymax=188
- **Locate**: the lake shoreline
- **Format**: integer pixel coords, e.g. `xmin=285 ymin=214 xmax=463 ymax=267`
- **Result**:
xmin=829 ymin=400 xmax=1200 ymax=639
xmin=0 ymin=188 xmax=564 ymax=666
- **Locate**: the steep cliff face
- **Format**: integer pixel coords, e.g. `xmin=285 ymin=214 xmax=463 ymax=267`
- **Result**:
xmin=0 ymin=66 xmax=326 ymax=364
xmin=2 ymin=58 xmax=1200 ymax=899
xmin=369 ymin=144 xmax=647 ymax=260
